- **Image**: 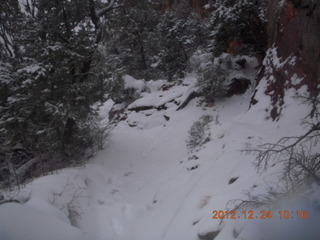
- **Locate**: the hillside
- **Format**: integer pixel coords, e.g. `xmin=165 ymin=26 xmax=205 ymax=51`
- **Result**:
xmin=1 ymin=69 xmax=319 ymax=239
xmin=1 ymin=0 xmax=320 ymax=240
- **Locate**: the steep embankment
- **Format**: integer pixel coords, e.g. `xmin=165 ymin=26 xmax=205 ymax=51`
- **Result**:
xmin=253 ymin=0 xmax=320 ymax=120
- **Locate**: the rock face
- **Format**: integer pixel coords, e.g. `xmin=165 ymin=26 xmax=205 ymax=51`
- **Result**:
xmin=227 ymin=77 xmax=251 ymax=97
xmin=267 ymin=0 xmax=320 ymax=81
xmin=255 ymin=0 xmax=320 ymax=120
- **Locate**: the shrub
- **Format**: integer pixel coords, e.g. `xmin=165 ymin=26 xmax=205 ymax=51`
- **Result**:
xmin=197 ymin=63 xmax=228 ymax=101
xmin=106 ymin=73 xmax=145 ymax=104
xmin=187 ymin=115 xmax=213 ymax=152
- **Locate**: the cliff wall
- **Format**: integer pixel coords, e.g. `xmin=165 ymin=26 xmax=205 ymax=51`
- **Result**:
xmin=254 ymin=0 xmax=320 ymax=119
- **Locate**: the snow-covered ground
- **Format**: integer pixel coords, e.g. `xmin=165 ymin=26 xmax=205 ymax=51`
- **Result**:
xmin=0 ymin=73 xmax=318 ymax=240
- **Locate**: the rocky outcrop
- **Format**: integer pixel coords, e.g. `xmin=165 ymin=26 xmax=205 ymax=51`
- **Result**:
xmin=227 ymin=77 xmax=251 ymax=97
xmin=267 ymin=0 xmax=320 ymax=81
xmin=254 ymin=0 xmax=320 ymax=120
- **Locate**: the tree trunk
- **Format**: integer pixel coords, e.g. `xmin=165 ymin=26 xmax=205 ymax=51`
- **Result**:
xmin=63 ymin=117 xmax=76 ymax=146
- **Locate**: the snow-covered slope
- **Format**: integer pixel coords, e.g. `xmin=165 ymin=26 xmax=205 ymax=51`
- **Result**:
xmin=0 ymin=73 xmax=318 ymax=240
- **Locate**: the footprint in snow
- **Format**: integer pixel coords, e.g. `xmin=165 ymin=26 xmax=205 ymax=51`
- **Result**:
xmin=111 ymin=189 xmax=119 ymax=195
xmin=124 ymin=171 xmax=133 ymax=177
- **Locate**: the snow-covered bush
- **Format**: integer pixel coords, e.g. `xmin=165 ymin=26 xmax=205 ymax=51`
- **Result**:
xmin=187 ymin=115 xmax=213 ymax=152
xmin=196 ymin=53 xmax=257 ymax=100
xmin=197 ymin=62 xmax=228 ymax=101
xmin=106 ymin=71 xmax=126 ymax=104
xmin=188 ymin=50 xmax=213 ymax=72
xmin=107 ymin=74 xmax=146 ymax=104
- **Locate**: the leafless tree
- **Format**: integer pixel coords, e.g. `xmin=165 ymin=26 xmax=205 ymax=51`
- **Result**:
xmin=246 ymin=93 xmax=320 ymax=188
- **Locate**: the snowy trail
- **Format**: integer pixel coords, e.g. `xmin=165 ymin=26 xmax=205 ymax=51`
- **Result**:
xmin=83 ymin=93 xmax=265 ymax=239
xmin=161 ymin=155 xmax=224 ymax=240
xmin=81 ymin=111 xmax=195 ymax=239
xmin=78 ymin=83 xmax=269 ymax=239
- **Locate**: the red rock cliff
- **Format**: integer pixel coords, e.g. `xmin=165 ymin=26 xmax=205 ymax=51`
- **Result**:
xmin=253 ymin=0 xmax=320 ymax=120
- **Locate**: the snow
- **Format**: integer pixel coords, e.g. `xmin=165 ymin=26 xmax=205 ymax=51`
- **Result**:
xmin=264 ymin=46 xmax=298 ymax=71
xmin=0 ymin=203 xmax=84 ymax=240
xmin=188 ymin=50 xmax=213 ymax=71
xmin=145 ymin=79 xmax=166 ymax=92
xmin=18 ymin=0 xmax=28 ymax=14
xmin=291 ymin=73 xmax=303 ymax=86
xmin=240 ymin=184 xmax=320 ymax=240
xmin=279 ymin=0 xmax=286 ymax=7
xmin=0 ymin=72 xmax=318 ymax=239
xmin=18 ymin=0 xmax=38 ymax=16
xmin=123 ymin=75 xmax=146 ymax=94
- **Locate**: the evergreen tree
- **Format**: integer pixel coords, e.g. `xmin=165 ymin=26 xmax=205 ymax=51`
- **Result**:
xmin=0 ymin=0 xmax=113 ymax=186
xmin=207 ymin=0 xmax=266 ymax=56
xmin=197 ymin=62 xmax=228 ymax=101
xmin=0 ymin=0 xmax=22 ymax=60
xmin=154 ymin=9 xmax=205 ymax=80
xmin=100 ymin=0 xmax=161 ymax=80
xmin=101 ymin=0 xmax=207 ymax=81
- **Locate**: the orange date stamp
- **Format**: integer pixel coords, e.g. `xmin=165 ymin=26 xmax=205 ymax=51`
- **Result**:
xmin=212 ymin=210 xmax=309 ymax=220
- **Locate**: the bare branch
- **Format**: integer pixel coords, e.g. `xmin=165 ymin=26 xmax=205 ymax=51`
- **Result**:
xmin=88 ymin=0 xmax=99 ymax=29
xmin=96 ymin=0 xmax=116 ymax=17
xmin=245 ymin=121 xmax=320 ymax=172
xmin=88 ymin=0 xmax=122 ymax=43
